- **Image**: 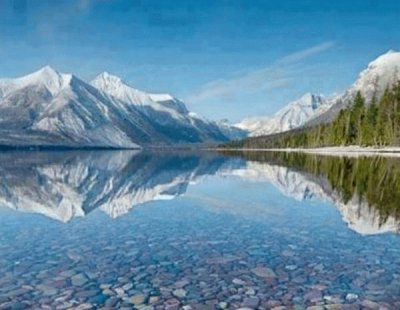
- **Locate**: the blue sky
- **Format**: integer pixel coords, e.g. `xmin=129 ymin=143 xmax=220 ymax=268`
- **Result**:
xmin=1 ymin=0 xmax=400 ymax=122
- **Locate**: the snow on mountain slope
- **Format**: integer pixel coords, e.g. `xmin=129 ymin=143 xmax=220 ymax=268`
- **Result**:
xmin=0 ymin=67 xmax=243 ymax=148
xmin=215 ymin=119 xmax=248 ymax=140
xmin=237 ymin=93 xmax=328 ymax=136
xmin=91 ymin=72 xmax=188 ymax=115
xmin=237 ymin=50 xmax=400 ymax=136
xmin=32 ymin=78 xmax=139 ymax=148
xmin=307 ymin=50 xmax=400 ymax=125
xmin=0 ymin=67 xmax=139 ymax=148
xmin=348 ymin=50 xmax=400 ymax=102
xmin=91 ymin=72 xmax=245 ymax=142
xmin=0 ymin=65 xmax=71 ymax=97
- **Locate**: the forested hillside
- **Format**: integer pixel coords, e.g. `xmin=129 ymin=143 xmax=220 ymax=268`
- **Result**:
xmin=226 ymin=82 xmax=400 ymax=148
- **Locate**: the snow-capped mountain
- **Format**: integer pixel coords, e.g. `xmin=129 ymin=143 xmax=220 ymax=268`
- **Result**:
xmin=0 ymin=67 xmax=244 ymax=148
xmin=307 ymin=50 xmax=400 ymax=125
xmin=91 ymin=72 xmax=188 ymax=114
xmin=214 ymin=118 xmax=248 ymax=140
xmin=237 ymin=50 xmax=400 ymax=137
xmin=236 ymin=93 xmax=328 ymax=136
xmin=0 ymin=66 xmax=139 ymax=148
xmin=0 ymin=65 xmax=70 ymax=97
xmin=91 ymin=72 xmax=246 ymax=142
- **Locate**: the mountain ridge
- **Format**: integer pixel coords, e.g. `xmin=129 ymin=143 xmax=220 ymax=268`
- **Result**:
xmin=306 ymin=49 xmax=400 ymax=126
xmin=237 ymin=50 xmax=400 ymax=137
xmin=236 ymin=93 xmax=328 ymax=136
xmin=0 ymin=66 xmax=246 ymax=148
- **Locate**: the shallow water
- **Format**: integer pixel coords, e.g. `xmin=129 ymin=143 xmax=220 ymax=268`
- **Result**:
xmin=0 ymin=151 xmax=399 ymax=309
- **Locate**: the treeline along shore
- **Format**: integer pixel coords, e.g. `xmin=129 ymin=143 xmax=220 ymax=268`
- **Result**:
xmin=223 ymin=82 xmax=400 ymax=149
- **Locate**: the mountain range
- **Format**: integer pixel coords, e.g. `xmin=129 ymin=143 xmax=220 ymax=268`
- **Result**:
xmin=0 ymin=67 xmax=245 ymax=148
xmin=237 ymin=50 xmax=400 ymax=136
xmin=2 ymin=50 xmax=399 ymax=147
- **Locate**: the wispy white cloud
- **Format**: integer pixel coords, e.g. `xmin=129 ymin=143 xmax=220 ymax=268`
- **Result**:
xmin=277 ymin=41 xmax=335 ymax=65
xmin=188 ymin=41 xmax=335 ymax=103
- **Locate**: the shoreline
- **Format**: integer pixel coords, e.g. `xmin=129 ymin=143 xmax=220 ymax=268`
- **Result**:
xmin=217 ymin=146 xmax=400 ymax=157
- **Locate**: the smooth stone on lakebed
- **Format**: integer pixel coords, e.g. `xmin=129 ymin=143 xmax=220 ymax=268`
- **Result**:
xmin=100 ymin=284 xmax=112 ymax=289
xmin=75 ymin=289 xmax=99 ymax=298
xmin=102 ymin=288 xmax=114 ymax=295
xmin=59 ymin=270 xmax=76 ymax=278
xmin=130 ymin=294 xmax=147 ymax=305
xmin=345 ymin=293 xmax=358 ymax=302
xmin=172 ymin=288 xmax=187 ymax=298
xmin=164 ymin=298 xmax=180 ymax=310
xmin=251 ymin=267 xmax=277 ymax=278
xmin=105 ymin=297 xmax=119 ymax=307
xmin=324 ymin=305 xmax=344 ymax=310
xmin=149 ymin=296 xmax=160 ymax=304
xmin=245 ymin=288 xmax=256 ymax=295
xmin=122 ymin=283 xmax=133 ymax=291
xmin=36 ymin=285 xmax=58 ymax=296
xmin=242 ymin=296 xmax=260 ymax=308
xmin=306 ymin=306 xmax=325 ymax=310
xmin=75 ymin=303 xmax=94 ymax=310
xmin=114 ymin=287 xmax=125 ymax=296
xmin=361 ymin=300 xmax=380 ymax=309
xmin=71 ymin=273 xmax=88 ymax=286
xmin=304 ymin=290 xmax=322 ymax=302
xmin=174 ymin=280 xmax=190 ymax=288
xmin=232 ymin=278 xmax=246 ymax=285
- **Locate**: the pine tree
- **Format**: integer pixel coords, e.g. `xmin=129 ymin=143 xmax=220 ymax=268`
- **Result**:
xmin=235 ymin=82 xmax=400 ymax=149
xmin=348 ymin=91 xmax=365 ymax=145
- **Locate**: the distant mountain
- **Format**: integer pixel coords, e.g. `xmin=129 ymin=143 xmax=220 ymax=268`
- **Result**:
xmin=236 ymin=93 xmax=328 ymax=136
xmin=91 ymin=72 xmax=246 ymax=143
xmin=237 ymin=50 xmax=400 ymax=136
xmin=0 ymin=67 xmax=244 ymax=148
xmin=306 ymin=50 xmax=400 ymax=126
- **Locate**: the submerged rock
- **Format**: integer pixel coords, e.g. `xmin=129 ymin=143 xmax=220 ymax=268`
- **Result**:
xmin=130 ymin=294 xmax=146 ymax=305
xmin=71 ymin=273 xmax=88 ymax=286
xmin=172 ymin=288 xmax=187 ymax=298
xmin=251 ymin=267 xmax=277 ymax=279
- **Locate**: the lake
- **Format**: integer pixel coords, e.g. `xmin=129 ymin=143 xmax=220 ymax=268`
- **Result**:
xmin=0 ymin=150 xmax=399 ymax=309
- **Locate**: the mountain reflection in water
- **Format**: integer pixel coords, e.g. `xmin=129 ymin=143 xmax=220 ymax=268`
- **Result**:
xmin=0 ymin=150 xmax=399 ymax=235
xmin=223 ymin=151 xmax=400 ymax=235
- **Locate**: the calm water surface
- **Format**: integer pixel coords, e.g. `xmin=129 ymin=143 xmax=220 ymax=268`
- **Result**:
xmin=0 ymin=151 xmax=399 ymax=309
